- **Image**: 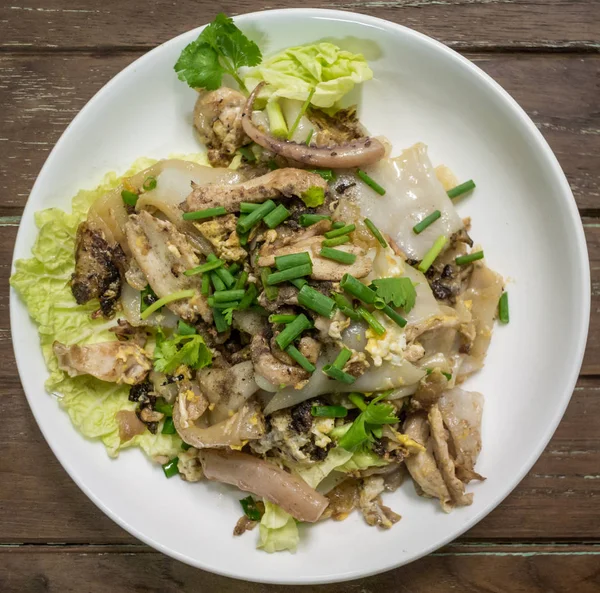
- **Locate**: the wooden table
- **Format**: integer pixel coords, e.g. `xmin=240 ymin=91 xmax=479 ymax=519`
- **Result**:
xmin=1 ymin=2 xmax=598 ymax=591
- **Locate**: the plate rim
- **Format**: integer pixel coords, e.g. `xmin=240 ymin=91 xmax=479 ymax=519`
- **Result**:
xmin=9 ymin=7 xmax=591 ymax=585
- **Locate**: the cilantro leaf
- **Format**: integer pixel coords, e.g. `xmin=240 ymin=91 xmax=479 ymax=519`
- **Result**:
xmin=222 ymin=306 xmax=235 ymax=326
xmin=338 ymin=394 xmax=398 ymax=452
xmin=154 ymin=333 xmax=212 ymax=375
xmin=371 ymin=277 xmax=416 ymax=312
xmin=300 ymin=186 xmax=325 ymax=208
xmin=174 ymin=13 xmax=262 ymax=92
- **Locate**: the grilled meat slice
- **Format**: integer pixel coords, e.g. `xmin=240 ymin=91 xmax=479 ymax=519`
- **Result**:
xmin=71 ymin=222 xmax=126 ymax=317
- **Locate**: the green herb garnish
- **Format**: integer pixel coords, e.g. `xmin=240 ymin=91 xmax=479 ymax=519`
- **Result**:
xmin=370 ymin=277 xmax=416 ymax=312
xmin=153 ymin=330 xmax=212 ymax=374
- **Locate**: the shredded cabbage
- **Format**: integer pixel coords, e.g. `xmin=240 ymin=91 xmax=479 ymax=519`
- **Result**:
xmin=258 ymin=500 xmax=299 ymax=553
xmin=245 ymin=42 xmax=372 ymax=109
xmin=10 ymin=156 xmax=204 ymax=459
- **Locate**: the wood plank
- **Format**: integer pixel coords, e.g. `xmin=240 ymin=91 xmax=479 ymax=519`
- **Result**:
xmin=1 ymin=543 xmax=599 ymax=592
xmin=0 ymin=53 xmax=597 ymax=216
xmin=0 ymin=0 xmax=598 ymax=51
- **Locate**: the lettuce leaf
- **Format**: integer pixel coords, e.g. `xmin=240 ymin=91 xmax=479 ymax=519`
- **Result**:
xmin=10 ymin=157 xmax=206 ymax=459
xmin=337 ymin=447 xmax=389 ymax=473
xmin=257 ymin=500 xmax=299 ymax=553
xmin=295 ymin=447 xmax=353 ymax=488
xmin=245 ymin=42 xmax=372 ymax=109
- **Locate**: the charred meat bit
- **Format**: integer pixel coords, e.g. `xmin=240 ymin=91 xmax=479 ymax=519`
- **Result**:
xmin=71 ymin=222 xmax=125 ymax=317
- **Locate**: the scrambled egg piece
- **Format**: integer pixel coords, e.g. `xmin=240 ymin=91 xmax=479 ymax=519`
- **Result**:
xmin=194 ymin=214 xmax=246 ymax=261
xmin=365 ymin=312 xmax=407 ymax=367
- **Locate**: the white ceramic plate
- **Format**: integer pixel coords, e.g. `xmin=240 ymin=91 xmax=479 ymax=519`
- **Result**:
xmin=10 ymin=8 xmax=590 ymax=585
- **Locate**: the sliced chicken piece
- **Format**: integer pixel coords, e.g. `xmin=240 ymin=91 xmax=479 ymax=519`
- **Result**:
xmin=198 ymin=448 xmax=329 ymax=522
xmin=358 ymin=476 xmax=401 ymax=529
xmin=193 ymin=87 xmax=250 ymax=166
xmin=182 ymin=168 xmax=328 ymax=213
xmin=403 ymin=413 xmax=452 ymax=511
xmin=257 ymin=285 xmax=299 ymax=312
xmin=411 ymin=369 xmax=450 ymax=410
xmin=53 ymin=341 xmax=151 ymax=385
xmin=71 ymin=222 xmax=126 ymax=317
xmin=115 ymin=410 xmax=146 ymax=442
xmin=109 ymin=319 xmax=148 ymax=347
xmin=251 ymin=334 xmax=309 ymax=388
xmin=428 ymin=405 xmax=473 ymax=507
xmin=125 ymin=211 xmax=210 ymax=323
xmin=438 ymin=388 xmax=484 ymax=482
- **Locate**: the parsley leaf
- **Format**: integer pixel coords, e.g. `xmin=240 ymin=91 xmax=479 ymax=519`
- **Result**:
xmin=153 ymin=332 xmax=212 ymax=375
xmin=338 ymin=393 xmax=398 ymax=452
xmin=174 ymin=13 xmax=262 ymax=92
xmin=371 ymin=277 xmax=416 ymax=312
xmin=300 ymin=186 xmax=325 ymax=208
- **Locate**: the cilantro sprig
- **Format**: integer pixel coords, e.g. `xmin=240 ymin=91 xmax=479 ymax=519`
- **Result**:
xmin=174 ymin=13 xmax=262 ymax=93
xmin=154 ymin=330 xmax=213 ymax=374
xmin=338 ymin=393 xmax=398 ymax=452
xmin=371 ymin=277 xmax=416 ymax=312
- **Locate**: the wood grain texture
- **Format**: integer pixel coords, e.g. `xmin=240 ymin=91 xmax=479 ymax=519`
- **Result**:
xmin=1 ymin=544 xmax=599 ymax=592
xmin=0 ymin=0 xmax=598 ymax=51
xmin=0 ymin=53 xmax=598 ymax=216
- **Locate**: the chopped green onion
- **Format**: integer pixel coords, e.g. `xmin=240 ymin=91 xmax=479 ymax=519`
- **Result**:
xmin=177 ymin=320 xmax=196 ymax=336
xmin=275 ymin=314 xmax=312 ymax=350
xmin=311 ymin=405 xmax=348 ymax=418
xmin=358 ymin=306 xmax=386 ymax=336
xmin=237 ymin=283 xmax=258 ymax=310
xmin=413 ymin=210 xmax=441 ymax=234
xmin=357 ymin=169 xmax=386 ymax=195
xmin=154 ymin=399 xmax=173 ymax=416
xmin=290 ymin=278 xmax=308 ymax=289
xmin=212 ymin=307 xmax=229 ymax=332
xmin=324 ymin=224 xmax=355 ymax=240
xmin=240 ymin=496 xmax=262 ymax=521
xmin=267 ymin=159 xmax=279 ymax=171
xmin=208 ymin=254 xmax=236 ymax=288
xmin=240 ymin=202 xmax=261 ymax=213
xmin=267 ymin=263 xmax=312 ymax=285
xmin=309 ymin=169 xmax=335 ymax=182
xmin=212 ymin=289 xmax=245 ymax=303
xmin=333 ymin=292 xmax=361 ymax=321
xmin=264 ymin=204 xmax=291 ymax=229
xmin=322 ymin=235 xmax=351 ymax=248
xmin=201 ymin=273 xmax=211 ymax=296
xmin=210 ymin=271 xmax=226 ymax=292
xmin=142 ymin=176 xmax=157 ymax=191
xmin=237 ymin=200 xmax=276 ymax=234
xmin=417 ymin=235 xmax=448 ymax=273
xmin=269 ymin=314 xmax=297 ymax=324
xmin=340 ymin=274 xmax=377 ymax=304
xmin=456 ymin=251 xmax=484 ymax=266
xmin=298 ymin=284 xmax=336 ymax=318
xmin=162 ymin=457 xmax=179 ymax=478
xmin=234 ymin=270 xmax=249 ymax=290
xmin=320 ymin=246 xmax=357 ymax=265
xmin=323 ymin=365 xmax=356 ymax=384
xmin=305 ymin=129 xmax=314 ymax=145
xmin=121 ymin=189 xmax=139 ymax=207
xmin=275 ymin=252 xmax=312 ymax=270
xmin=182 ymin=206 xmax=228 ymax=221
xmin=266 ymin=99 xmax=288 ymax=138
xmin=348 ymin=392 xmax=367 ymax=411
xmin=442 ymin=372 xmax=452 ymax=381
xmin=161 ymin=417 xmax=176 ymax=435
xmin=260 ymin=267 xmax=279 ymax=301
xmin=447 ymin=179 xmax=476 ymax=199
xmin=184 ymin=258 xmax=223 ymax=276
xmin=207 ymin=298 xmax=240 ymax=309
xmin=332 ymin=221 xmax=346 ymax=230
xmin=380 ymin=304 xmax=407 ymax=328
xmin=181 ymin=442 xmax=192 ymax=451
xmin=238 ymin=146 xmax=256 ymax=162
xmin=332 ymin=347 xmax=352 ymax=370
xmin=286 ymin=344 xmax=316 ymax=373
xmin=227 ymin=263 xmax=241 ymax=276
xmin=288 ymin=88 xmax=315 ymax=140
xmin=299 ymin=214 xmax=330 ymax=227
xmin=140 ymin=289 xmax=194 ymax=320
xmin=498 ymin=291 xmax=509 ymax=324
xmin=364 ymin=218 xmax=387 ymax=247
